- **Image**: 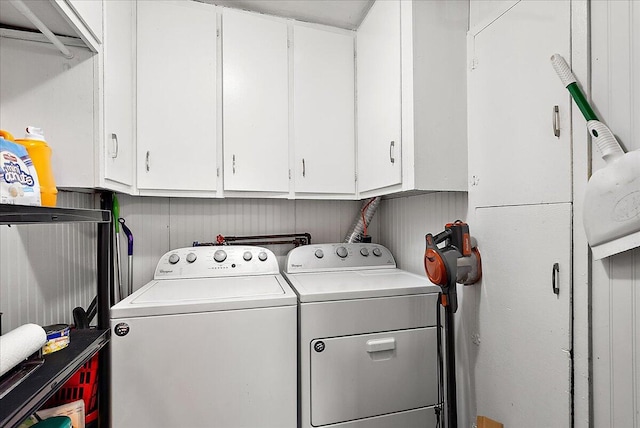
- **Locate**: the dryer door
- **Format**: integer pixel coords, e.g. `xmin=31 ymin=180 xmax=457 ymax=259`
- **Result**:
xmin=310 ymin=327 xmax=438 ymax=426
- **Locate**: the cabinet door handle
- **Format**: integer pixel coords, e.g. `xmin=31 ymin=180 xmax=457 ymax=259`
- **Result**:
xmin=552 ymin=263 xmax=560 ymax=295
xmin=553 ymin=105 xmax=560 ymax=137
xmin=145 ymin=151 xmax=150 ymax=172
xmin=302 ymin=158 xmax=306 ymax=177
xmin=389 ymin=141 xmax=395 ymax=164
xmin=232 ymin=154 xmax=236 ymax=174
xmin=111 ymin=133 xmax=119 ymax=158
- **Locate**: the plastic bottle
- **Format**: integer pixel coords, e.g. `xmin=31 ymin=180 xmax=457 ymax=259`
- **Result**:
xmin=15 ymin=127 xmax=57 ymax=207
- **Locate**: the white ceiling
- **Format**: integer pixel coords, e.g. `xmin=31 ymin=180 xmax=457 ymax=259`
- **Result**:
xmin=0 ymin=0 xmax=373 ymax=39
xmin=204 ymin=0 xmax=374 ymax=30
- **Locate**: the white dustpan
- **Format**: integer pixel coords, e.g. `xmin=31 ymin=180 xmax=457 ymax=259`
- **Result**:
xmin=552 ymin=54 xmax=640 ymax=259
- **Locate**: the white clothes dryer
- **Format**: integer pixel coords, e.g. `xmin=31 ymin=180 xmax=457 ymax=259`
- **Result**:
xmin=283 ymin=243 xmax=442 ymax=428
xmin=110 ymin=246 xmax=297 ymax=428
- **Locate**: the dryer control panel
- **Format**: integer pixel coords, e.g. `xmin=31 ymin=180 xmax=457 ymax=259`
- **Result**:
xmin=154 ymin=246 xmax=279 ymax=279
xmin=285 ymin=243 xmax=396 ymax=273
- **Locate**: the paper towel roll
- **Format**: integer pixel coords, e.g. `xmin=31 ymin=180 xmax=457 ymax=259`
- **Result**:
xmin=0 ymin=323 xmax=47 ymax=377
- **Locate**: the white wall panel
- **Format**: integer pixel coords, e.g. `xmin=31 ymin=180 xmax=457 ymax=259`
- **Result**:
xmin=379 ymin=192 xmax=468 ymax=276
xmin=591 ymin=1 xmax=640 ymax=426
xmin=294 ymin=200 xmax=369 ymax=245
xmin=0 ymin=191 xmax=96 ymax=333
xmin=112 ymin=194 xmax=170 ymax=299
xmin=112 ymin=197 xmax=362 ymax=294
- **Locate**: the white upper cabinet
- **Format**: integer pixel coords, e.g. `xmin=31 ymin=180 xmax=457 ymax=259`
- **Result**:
xmin=102 ymin=0 xmax=134 ymax=193
xmin=136 ymin=0 xmax=217 ymax=195
xmin=50 ymin=0 xmax=103 ymax=52
xmin=293 ymin=25 xmax=355 ymax=197
xmin=356 ymin=0 xmax=402 ymax=194
xmin=468 ymin=0 xmax=571 ymax=207
xmin=356 ymin=0 xmax=468 ymax=197
xmin=222 ymin=9 xmax=289 ymax=194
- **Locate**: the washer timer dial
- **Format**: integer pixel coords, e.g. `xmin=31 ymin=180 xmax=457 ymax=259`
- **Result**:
xmin=336 ymin=247 xmax=348 ymax=258
xmin=214 ymin=250 xmax=227 ymax=263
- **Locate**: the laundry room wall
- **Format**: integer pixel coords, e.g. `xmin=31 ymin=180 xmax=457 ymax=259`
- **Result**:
xmin=113 ymin=196 xmax=370 ymax=295
xmin=590 ymin=1 xmax=640 ymax=426
xmin=0 ymin=195 xmax=370 ymax=332
xmin=0 ymin=191 xmax=98 ymax=333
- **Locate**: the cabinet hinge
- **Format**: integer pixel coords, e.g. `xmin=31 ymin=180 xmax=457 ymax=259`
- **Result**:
xmin=470 ymin=57 xmax=478 ymax=71
xmin=217 ymin=29 xmax=220 ymax=38
xmin=355 ymin=172 xmax=358 ymax=182
xmin=217 ymin=167 xmax=220 ymax=177
xmin=289 ymin=169 xmax=292 ymax=180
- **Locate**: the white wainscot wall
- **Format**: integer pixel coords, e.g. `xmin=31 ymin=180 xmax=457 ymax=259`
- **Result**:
xmin=591 ymin=1 xmax=640 ymax=426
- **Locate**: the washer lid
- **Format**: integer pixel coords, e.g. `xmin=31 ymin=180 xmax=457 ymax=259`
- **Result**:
xmin=283 ymin=269 xmax=440 ymax=303
xmin=111 ymin=275 xmax=297 ymax=318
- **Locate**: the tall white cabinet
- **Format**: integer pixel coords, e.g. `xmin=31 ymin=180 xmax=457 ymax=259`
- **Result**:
xmin=222 ymin=9 xmax=289 ymax=194
xmin=467 ymin=1 xmax=572 ymax=426
xmin=136 ymin=0 xmax=217 ymax=195
xmin=293 ymin=25 xmax=355 ymax=196
xmin=468 ymin=0 xmax=572 ymax=207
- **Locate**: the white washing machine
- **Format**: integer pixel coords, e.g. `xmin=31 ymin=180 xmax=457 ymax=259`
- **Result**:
xmin=110 ymin=246 xmax=297 ymax=428
xmin=283 ymin=243 xmax=442 ymax=428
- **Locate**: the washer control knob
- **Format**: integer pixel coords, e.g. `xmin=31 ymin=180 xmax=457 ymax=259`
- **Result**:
xmin=372 ymin=247 xmax=382 ymax=257
xmin=360 ymin=248 xmax=370 ymax=257
xmin=336 ymin=246 xmax=348 ymax=258
xmin=186 ymin=253 xmax=197 ymax=263
xmin=168 ymin=253 xmax=180 ymax=264
xmin=314 ymin=249 xmax=324 ymax=259
xmin=214 ymin=250 xmax=227 ymax=263
xmin=243 ymin=251 xmax=252 ymax=261
xmin=258 ymin=251 xmax=268 ymax=261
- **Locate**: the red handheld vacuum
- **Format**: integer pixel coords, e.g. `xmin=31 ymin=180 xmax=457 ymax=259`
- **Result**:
xmin=424 ymin=221 xmax=482 ymax=428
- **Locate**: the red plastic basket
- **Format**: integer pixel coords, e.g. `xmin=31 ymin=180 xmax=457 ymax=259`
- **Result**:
xmin=43 ymin=354 xmax=99 ymax=424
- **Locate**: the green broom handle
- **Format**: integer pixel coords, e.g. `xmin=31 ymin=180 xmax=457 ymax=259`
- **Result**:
xmin=551 ymin=54 xmax=599 ymax=121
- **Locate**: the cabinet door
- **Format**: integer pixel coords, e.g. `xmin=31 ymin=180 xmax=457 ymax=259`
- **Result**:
xmin=293 ymin=25 xmax=355 ymax=195
xmin=472 ymin=203 xmax=571 ymax=427
xmin=356 ymin=0 xmax=402 ymax=193
xmin=222 ymin=10 xmax=289 ymax=193
xmin=103 ymin=0 xmax=133 ymax=190
xmin=136 ymin=1 xmax=217 ymax=192
xmin=468 ymin=0 xmax=571 ymax=207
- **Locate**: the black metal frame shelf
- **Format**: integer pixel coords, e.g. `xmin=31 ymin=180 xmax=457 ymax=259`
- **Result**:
xmin=0 ymin=204 xmax=110 ymax=225
xmin=0 ymin=329 xmax=110 ymax=427
xmin=0 ymin=200 xmax=112 ymax=428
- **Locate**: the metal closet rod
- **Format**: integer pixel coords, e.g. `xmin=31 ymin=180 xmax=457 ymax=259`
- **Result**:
xmin=9 ymin=0 xmax=74 ymax=59
xmin=194 ymin=233 xmax=312 ymax=247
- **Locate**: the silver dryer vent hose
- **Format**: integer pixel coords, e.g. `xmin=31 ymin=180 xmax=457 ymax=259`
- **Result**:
xmin=344 ymin=197 xmax=381 ymax=243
